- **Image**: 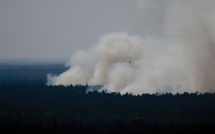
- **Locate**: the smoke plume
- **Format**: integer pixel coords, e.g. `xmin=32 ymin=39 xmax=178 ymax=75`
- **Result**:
xmin=47 ymin=0 xmax=215 ymax=94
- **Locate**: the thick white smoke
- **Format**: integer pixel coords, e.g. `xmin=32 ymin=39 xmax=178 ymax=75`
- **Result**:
xmin=47 ymin=0 xmax=215 ymax=94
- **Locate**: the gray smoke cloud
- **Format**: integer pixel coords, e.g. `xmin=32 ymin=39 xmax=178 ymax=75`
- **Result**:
xmin=47 ymin=0 xmax=215 ymax=94
xmin=165 ymin=0 xmax=215 ymax=92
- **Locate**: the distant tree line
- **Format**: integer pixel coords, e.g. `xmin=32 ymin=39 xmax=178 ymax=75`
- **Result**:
xmin=0 ymin=84 xmax=215 ymax=125
xmin=0 ymin=64 xmax=67 ymax=85
xmin=0 ymin=64 xmax=215 ymax=133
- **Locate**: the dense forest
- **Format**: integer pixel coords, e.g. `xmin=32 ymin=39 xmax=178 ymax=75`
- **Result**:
xmin=0 ymin=64 xmax=67 ymax=85
xmin=0 ymin=64 xmax=215 ymax=133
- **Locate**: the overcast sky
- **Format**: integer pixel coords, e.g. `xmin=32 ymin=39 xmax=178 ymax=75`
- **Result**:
xmin=0 ymin=0 xmax=165 ymax=59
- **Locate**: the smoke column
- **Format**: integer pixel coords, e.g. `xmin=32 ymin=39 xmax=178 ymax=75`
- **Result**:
xmin=47 ymin=0 xmax=215 ymax=94
xmin=165 ymin=0 xmax=215 ymax=92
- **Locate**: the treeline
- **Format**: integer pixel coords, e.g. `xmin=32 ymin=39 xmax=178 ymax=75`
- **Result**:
xmin=1 ymin=64 xmax=215 ymax=133
xmin=0 ymin=64 xmax=67 ymax=85
xmin=0 ymin=84 xmax=215 ymax=133
xmin=0 ymin=84 xmax=215 ymax=124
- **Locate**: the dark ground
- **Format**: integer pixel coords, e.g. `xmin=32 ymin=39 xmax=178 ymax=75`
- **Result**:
xmin=0 ymin=64 xmax=215 ymax=133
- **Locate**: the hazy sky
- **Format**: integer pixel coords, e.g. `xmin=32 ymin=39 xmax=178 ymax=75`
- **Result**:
xmin=0 ymin=0 xmax=165 ymax=59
